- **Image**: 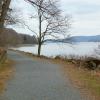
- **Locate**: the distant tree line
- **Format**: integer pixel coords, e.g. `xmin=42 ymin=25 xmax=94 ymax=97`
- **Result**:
xmin=19 ymin=33 xmax=37 ymax=44
xmin=0 ymin=28 xmax=37 ymax=46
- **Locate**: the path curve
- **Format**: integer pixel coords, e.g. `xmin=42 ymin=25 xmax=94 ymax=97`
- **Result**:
xmin=0 ymin=51 xmax=84 ymax=100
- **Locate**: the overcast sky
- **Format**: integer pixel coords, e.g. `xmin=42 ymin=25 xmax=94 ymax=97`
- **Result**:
xmin=9 ymin=0 xmax=100 ymax=36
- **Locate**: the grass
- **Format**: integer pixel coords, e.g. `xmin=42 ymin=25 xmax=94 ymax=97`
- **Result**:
xmin=80 ymin=71 xmax=100 ymax=97
xmin=0 ymin=59 xmax=14 ymax=94
xmin=59 ymin=60 xmax=100 ymax=100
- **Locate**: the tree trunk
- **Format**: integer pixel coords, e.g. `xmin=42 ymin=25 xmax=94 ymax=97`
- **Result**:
xmin=0 ymin=0 xmax=3 ymax=11
xmin=38 ymin=42 xmax=41 ymax=56
xmin=37 ymin=12 xmax=42 ymax=56
xmin=0 ymin=0 xmax=4 ymax=34
xmin=0 ymin=0 xmax=11 ymax=28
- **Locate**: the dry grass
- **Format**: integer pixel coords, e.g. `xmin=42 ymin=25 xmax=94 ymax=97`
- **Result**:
xmin=0 ymin=59 xmax=14 ymax=94
xmin=54 ymin=59 xmax=100 ymax=100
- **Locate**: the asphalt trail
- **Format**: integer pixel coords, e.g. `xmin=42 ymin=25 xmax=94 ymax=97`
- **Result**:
xmin=0 ymin=51 xmax=84 ymax=100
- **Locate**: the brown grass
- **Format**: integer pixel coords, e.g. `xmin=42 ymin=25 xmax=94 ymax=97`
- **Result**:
xmin=0 ymin=59 xmax=14 ymax=94
xmin=54 ymin=59 xmax=100 ymax=100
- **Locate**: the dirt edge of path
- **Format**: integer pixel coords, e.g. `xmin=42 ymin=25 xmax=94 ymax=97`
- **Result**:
xmin=0 ymin=59 xmax=15 ymax=94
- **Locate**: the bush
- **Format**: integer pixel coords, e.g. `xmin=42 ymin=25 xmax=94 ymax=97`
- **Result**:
xmin=84 ymin=57 xmax=100 ymax=70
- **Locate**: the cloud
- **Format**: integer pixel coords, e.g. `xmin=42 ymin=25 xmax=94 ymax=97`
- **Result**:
xmin=60 ymin=0 xmax=100 ymax=36
xmin=61 ymin=0 xmax=100 ymax=6
xmin=61 ymin=0 xmax=100 ymax=14
xmin=9 ymin=0 xmax=100 ymax=36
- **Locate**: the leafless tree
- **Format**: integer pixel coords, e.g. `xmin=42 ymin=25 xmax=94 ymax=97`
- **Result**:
xmin=25 ymin=0 xmax=70 ymax=56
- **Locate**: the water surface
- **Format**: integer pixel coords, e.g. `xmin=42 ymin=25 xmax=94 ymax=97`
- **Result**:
xmin=13 ymin=42 xmax=99 ymax=58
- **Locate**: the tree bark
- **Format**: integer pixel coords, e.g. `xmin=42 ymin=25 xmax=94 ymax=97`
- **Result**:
xmin=0 ymin=0 xmax=11 ymax=28
xmin=38 ymin=13 xmax=42 ymax=56
xmin=0 ymin=0 xmax=3 ymax=11
xmin=38 ymin=42 xmax=42 ymax=56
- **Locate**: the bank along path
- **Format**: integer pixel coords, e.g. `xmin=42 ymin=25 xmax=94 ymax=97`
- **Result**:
xmin=0 ymin=50 xmax=84 ymax=100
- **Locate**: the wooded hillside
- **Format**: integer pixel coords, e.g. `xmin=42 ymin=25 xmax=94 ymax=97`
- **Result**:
xmin=0 ymin=28 xmax=37 ymax=46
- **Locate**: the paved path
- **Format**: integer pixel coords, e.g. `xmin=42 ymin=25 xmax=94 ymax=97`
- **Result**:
xmin=0 ymin=51 xmax=84 ymax=100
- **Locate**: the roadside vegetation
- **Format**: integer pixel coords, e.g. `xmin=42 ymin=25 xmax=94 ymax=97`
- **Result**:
xmin=0 ymin=59 xmax=14 ymax=93
xmin=54 ymin=55 xmax=100 ymax=100
xmin=59 ymin=59 xmax=100 ymax=100
xmin=0 ymin=48 xmax=14 ymax=93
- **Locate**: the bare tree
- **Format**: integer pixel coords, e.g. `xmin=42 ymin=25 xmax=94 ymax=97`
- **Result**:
xmin=25 ymin=0 xmax=70 ymax=56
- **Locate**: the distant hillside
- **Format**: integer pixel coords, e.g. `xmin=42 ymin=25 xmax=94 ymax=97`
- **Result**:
xmin=0 ymin=28 xmax=37 ymax=46
xmin=66 ymin=35 xmax=100 ymax=42
xmin=46 ymin=35 xmax=100 ymax=43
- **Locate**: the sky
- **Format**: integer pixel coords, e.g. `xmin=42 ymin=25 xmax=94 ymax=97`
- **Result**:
xmin=9 ymin=0 xmax=100 ymax=36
